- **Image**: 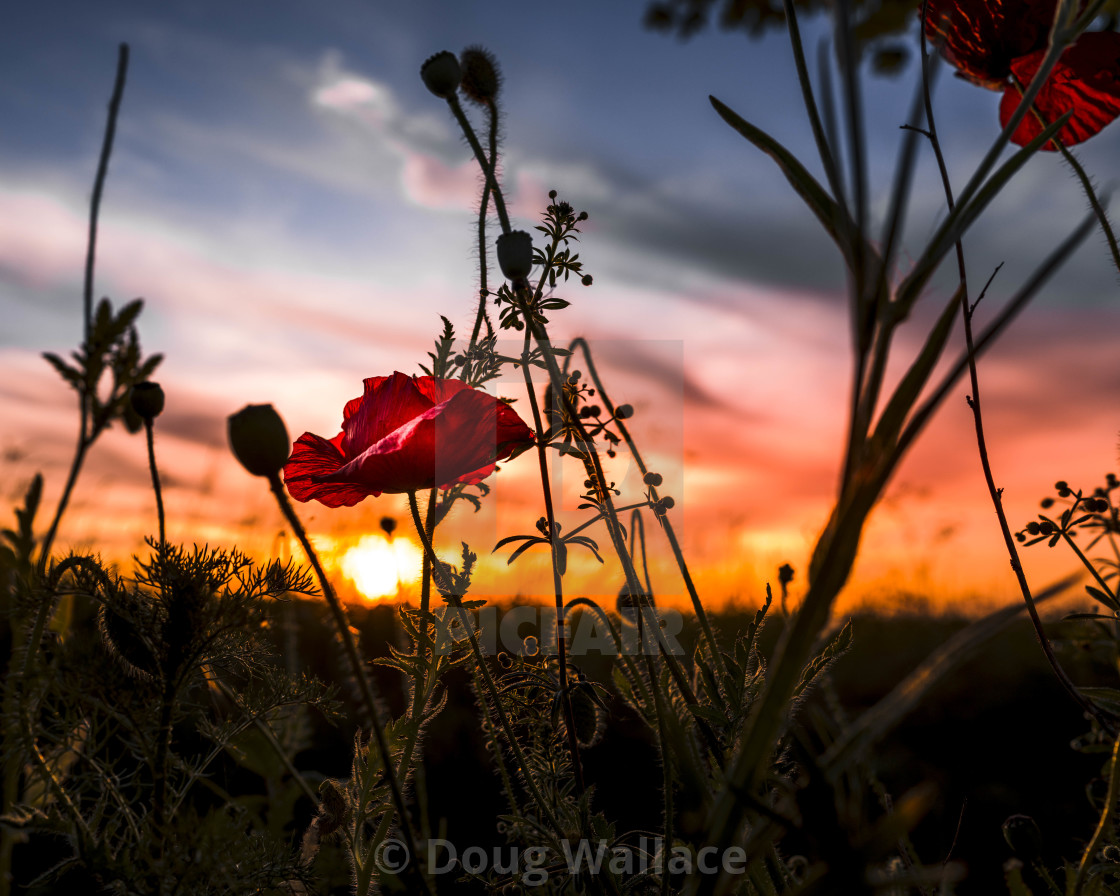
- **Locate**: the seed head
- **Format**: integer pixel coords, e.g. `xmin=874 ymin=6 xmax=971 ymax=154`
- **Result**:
xmin=130 ymin=381 xmax=165 ymax=421
xmin=496 ymin=230 xmax=534 ymax=281
xmin=228 ymin=404 xmax=291 ymax=478
xmin=420 ymin=51 xmax=461 ymax=98
xmin=459 ymin=45 xmax=501 ymax=105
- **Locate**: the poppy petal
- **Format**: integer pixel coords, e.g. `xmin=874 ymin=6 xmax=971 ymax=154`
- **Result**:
xmin=284 ymin=431 xmax=380 ymax=507
xmin=412 ymin=375 xmax=475 ymax=406
xmin=342 ymin=372 xmax=434 ymax=458
xmin=924 ymin=0 xmax=1057 ymax=89
xmin=320 ymin=389 xmax=534 ymax=495
xmin=1001 ymin=32 xmax=1120 ymax=147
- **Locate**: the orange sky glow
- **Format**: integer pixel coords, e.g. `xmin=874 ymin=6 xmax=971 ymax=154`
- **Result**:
xmin=4 ymin=12 xmax=1119 ymax=620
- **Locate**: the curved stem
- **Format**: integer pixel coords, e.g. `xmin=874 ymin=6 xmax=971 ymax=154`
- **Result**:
xmin=406 ymin=490 xmax=562 ymax=833
xmin=36 ymin=436 xmax=88 ymax=573
xmin=144 ymin=419 xmax=166 ymax=552
xmin=1074 ymin=731 xmax=1120 ymax=896
xmin=567 ymin=337 xmax=726 ymax=677
xmin=447 ymin=94 xmax=510 ymax=234
xmin=918 ymin=0 xmax=1112 ymax=732
xmin=266 ymin=474 xmax=427 ymax=883
xmin=466 ymin=99 xmax=500 ymax=368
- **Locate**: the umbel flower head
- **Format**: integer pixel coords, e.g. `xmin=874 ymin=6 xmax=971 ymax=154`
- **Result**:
xmin=925 ymin=0 xmax=1120 ymax=147
xmin=284 ymin=372 xmax=535 ymax=507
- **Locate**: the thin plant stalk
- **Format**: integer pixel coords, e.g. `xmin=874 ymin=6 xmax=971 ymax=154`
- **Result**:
xmin=517 ymin=330 xmax=586 ymax=794
xmin=143 ymin=418 xmax=166 ymax=552
xmin=265 ymin=473 xmax=428 ymax=891
xmin=916 ymin=0 xmax=1112 ymax=731
xmin=406 ymin=490 xmax=563 ymax=833
xmin=36 ymin=44 xmax=129 ymax=573
xmin=1074 ymin=731 xmax=1120 ymax=896
xmin=566 ymin=337 xmax=727 ymax=677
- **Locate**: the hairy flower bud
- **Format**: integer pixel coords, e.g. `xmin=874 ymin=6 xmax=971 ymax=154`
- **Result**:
xmin=420 ymin=51 xmax=461 ymax=98
xmin=496 ymin=230 xmax=533 ymax=281
xmin=229 ymin=404 xmax=290 ymax=478
xmin=459 ymin=45 xmax=501 ymax=105
xmin=1002 ymin=814 xmax=1043 ymax=860
xmin=130 ymin=381 xmax=165 ymax=420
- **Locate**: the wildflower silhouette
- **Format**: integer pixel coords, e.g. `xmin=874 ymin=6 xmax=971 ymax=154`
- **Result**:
xmin=284 ymin=371 xmax=534 ymax=506
xmin=925 ymin=0 xmax=1120 ymax=147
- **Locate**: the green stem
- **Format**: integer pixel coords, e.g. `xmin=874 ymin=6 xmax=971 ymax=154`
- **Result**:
xmin=406 ymin=490 xmax=562 ymax=833
xmin=1073 ymin=732 xmax=1120 ymax=896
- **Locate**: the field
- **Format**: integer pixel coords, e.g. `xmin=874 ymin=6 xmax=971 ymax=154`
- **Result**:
xmin=5 ymin=1 xmax=1120 ymax=894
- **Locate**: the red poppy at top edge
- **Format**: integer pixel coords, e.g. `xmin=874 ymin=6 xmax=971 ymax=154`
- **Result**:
xmin=283 ymin=372 xmax=535 ymax=507
xmin=925 ymin=0 xmax=1120 ymax=148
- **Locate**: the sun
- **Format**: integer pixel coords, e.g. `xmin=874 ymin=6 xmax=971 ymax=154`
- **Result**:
xmin=339 ymin=534 xmax=423 ymax=602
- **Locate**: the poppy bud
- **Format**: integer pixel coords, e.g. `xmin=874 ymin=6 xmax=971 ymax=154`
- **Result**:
xmin=380 ymin=516 xmax=397 ymax=537
xmin=420 ymin=51 xmax=461 ymax=98
xmin=496 ymin=230 xmax=533 ymax=280
xmin=229 ymin=404 xmax=290 ymax=478
xmin=130 ymin=381 xmax=165 ymax=420
xmin=568 ymin=684 xmax=604 ymax=747
xmin=1002 ymin=814 xmax=1043 ymax=860
xmin=459 ymin=45 xmax=501 ymax=105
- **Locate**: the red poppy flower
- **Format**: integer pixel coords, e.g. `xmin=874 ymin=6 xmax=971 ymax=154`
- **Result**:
xmin=284 ymin=372 xmax=534 ymax=507
xmin=925 ymin=0 xmax=1120 ymax=148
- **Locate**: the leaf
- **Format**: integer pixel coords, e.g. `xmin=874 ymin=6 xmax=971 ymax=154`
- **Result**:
xmin=42 ymin=352 xmax=83 ymax=390
xmin=710 ymin=94 xmax=865 ymax=267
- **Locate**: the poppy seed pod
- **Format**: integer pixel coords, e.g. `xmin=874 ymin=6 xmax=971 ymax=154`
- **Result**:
xmin=496 ymin=230 xmax=533 ymax=281
xmin=420 ymin=51 xmax=461 ymax=98
xmin=459 ymin=45 xmax=501 ymax=105
xmin=130 ymin=381 xmax=165 ymax=420
xmin=229 ymin=404 xmax=291 ymax=478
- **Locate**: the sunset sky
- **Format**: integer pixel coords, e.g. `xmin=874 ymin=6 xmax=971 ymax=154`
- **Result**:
xmin=4 ymin=0 xmax=1119 ymax=613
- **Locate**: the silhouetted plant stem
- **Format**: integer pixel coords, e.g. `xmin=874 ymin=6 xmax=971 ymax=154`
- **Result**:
xmin=406 ymin=490 xmax=563 ymax=833
xmin=517 ymin=329 xmax=586 ymax=795
xmin=266 ymin=472 xmax=427 ymax=884
xmin=143 ymin=418 xmax=166 ymax=552
xmin=1060 ymin=528 xmax=1118 ymax=602
xmin=466 ymin=101 xmax=500 ymax=366
xmin=1009 ymin=71 xmax=1120 ymax=275
xmin=445 ymin=94 xmax=510 ymax=234
xmin=36 ymin=46 xmax=129 ymax=574
xmin=85 ymin=45 xmax=128 ymax=344
xmin=214 ymin=679 xmax=319 ymax=806
xmin=566 ymin=337 xmax=728 ymax=678
xmin=916 ymin=0 xmax=1112 ymax=732
xmin=36 ymin=440 xmax=88 ymax=574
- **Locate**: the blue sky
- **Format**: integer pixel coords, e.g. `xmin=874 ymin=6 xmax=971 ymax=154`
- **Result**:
xmin=4 ymin=0 xmax=1120 ymax=607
